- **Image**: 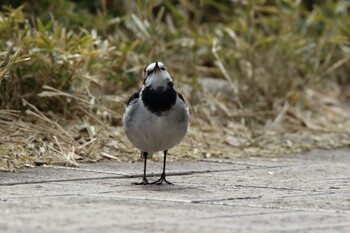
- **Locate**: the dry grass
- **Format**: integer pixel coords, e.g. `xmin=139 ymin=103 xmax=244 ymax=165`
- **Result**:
xmin=1 ymin=1 xmax=350 ymax=171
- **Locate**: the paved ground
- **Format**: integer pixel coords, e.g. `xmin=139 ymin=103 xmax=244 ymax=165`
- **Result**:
xmin=1 ymin=149 xmax=350 ymax=233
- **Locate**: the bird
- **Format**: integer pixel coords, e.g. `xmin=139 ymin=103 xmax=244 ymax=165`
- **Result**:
xmin=123 ymin=61 xmax=189 ymax=185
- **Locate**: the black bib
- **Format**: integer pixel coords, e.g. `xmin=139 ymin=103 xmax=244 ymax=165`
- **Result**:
xmin=141 ymin=84 xmax=177 ymax=115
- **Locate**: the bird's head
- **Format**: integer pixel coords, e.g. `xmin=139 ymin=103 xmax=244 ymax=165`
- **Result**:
xmin=143 ymin=61 xmax=173 ymax=88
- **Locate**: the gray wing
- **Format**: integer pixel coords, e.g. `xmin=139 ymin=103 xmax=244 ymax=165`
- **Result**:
xmin=127 ymin=92 xmax=140 ymax=106
xmin=177 ymin=92 xmax=186 ymax=104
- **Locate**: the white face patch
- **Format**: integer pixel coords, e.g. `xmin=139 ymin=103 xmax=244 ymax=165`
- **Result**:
xmin=144 ymin=62 xmax=165 ymax=76
xmin=143 ymin=61 xmax=173 ymax=87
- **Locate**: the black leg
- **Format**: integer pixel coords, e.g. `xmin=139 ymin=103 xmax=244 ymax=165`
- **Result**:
xmin=151 ymin=150 xmax=173 ymax=185
xmin=134 ymin=152 xmax=150 ymax=185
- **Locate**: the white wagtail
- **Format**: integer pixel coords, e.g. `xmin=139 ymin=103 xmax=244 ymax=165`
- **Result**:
xmin=123 ymin=61 xmax=189 ymax=185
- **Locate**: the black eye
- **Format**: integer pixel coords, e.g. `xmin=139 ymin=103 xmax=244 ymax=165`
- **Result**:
xmin=146 ymin=70 xmax=154 ymax=76
xmin=160 ymin=67 xmax=165 ymax=71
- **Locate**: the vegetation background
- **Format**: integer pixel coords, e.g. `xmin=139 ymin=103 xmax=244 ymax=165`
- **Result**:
xmin=1 ymin=0 xmax=350 ymax=171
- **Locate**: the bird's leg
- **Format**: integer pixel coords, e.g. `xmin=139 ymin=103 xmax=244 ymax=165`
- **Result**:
xmin=134 ymin=152 xmax=150 ymax=185
xmin=151 ymin=150 xmax=173 ymax=185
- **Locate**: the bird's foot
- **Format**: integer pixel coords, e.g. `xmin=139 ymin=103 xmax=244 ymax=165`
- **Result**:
xmin=133 ymin=178 xmax=150 ymax=185
xmin=150 ymin=175 xmax=173 ymax=185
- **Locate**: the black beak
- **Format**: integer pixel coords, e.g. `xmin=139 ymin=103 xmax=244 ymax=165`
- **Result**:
xmin=154 ymin=61 xmax=160 ymax=72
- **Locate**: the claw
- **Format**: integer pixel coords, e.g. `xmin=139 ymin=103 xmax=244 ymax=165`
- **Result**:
xmin=150 ymin=175 xmax=173 ymax=185
xmin=133 ymin=178 xmax=150 ymax=185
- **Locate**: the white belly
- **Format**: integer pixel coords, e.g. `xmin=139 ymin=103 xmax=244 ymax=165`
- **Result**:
xmin=123 ymin=98 xmax=189 ymax=155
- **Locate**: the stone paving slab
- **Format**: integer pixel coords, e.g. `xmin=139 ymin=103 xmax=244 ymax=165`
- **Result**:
xmin=0 ymin=161 xmax=256 ymax=185
xmin=1 ymin=149 xmax=350 ymax=233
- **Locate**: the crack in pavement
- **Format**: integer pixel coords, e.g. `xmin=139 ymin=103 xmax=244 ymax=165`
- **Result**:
xmin=0 ymin=166 xmax=287 ymax=186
